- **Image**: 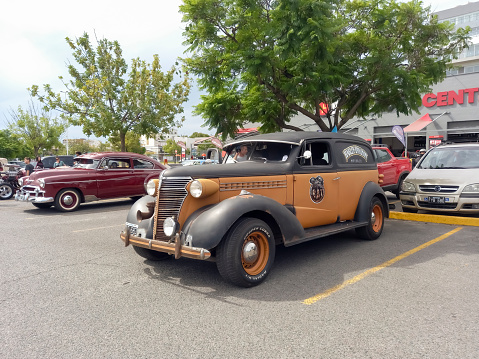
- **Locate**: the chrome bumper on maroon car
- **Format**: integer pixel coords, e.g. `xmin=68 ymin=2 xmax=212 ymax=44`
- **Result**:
xmin=15 ymin=186 xmax=54 ymax=203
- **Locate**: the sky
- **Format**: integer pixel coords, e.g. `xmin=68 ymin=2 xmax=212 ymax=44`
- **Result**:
xmin=0 ymin=0 xmax=471 ymax=141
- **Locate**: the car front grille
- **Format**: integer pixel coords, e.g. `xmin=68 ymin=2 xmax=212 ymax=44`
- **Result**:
xmin=154 ymin=176 xmax=191 ymax=242
xmin=418 ymin=185 xmax=459 ymax=193
xmin=417 ymin=201 xmax=457 ymax=209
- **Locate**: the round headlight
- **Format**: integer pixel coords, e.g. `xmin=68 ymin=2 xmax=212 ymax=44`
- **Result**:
xmin=38 ymin=178 xmax=45 ymax=189
xmin=189 ymin=180 xmax=203 ymax=198
xmin=401 ymin=181 xmax=416 ymax=192
xmin=18 ymin=177 xmax=24 ymax=187
xmin=146 ymin=179 xmax=158 ymax=196
xmin=163 ymin=217 xmax=177 ymax=237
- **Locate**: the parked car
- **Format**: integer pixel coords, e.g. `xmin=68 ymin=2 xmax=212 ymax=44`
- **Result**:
xmin=15 ymin=152 xmax=166 ymax=211
xmin=41 ymin=155 xmax=75 ymax=169
xmin=400 ymin=143 xmax=479 ymax=213
xmin=120 ymin=132 xmax=388 ymax=287
xmin=7 ymin=160 xmax=26 ymax=169
xmin=372 ymin=145 xmax=412 ymax=198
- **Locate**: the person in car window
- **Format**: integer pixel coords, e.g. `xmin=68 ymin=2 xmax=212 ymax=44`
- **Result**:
xmin=234 ymin=145 xmax=248 ymax=162
xmin=24 ymin=157 xmax=34 ymax=176
xmin=53 ymin=157 xmax=65 ymax=168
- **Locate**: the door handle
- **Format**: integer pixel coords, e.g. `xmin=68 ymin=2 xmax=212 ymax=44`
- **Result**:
xmin=333 ymin=177 xmax=340 ymax=181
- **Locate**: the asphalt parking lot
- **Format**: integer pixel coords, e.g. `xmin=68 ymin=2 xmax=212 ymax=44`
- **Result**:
xmin=1 ymin=197 xmax=478 ymax=358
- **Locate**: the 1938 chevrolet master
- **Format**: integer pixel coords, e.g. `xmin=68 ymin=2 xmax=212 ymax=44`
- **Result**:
xmin=121 ymin=132 xmax=388 ymax=287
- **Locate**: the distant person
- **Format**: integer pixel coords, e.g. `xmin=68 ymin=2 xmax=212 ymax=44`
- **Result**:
xmin=34 ymin=156 xmax=44 ymax=170
xmin=53 ymin=157 xmax=65 ymax=168
xmin=74 ymin=151 xmax=82 ymax=165
xmin=234 ymin=145 xmax=248 ymax=162
xmin=413 ymin=149 xmax=426 ymax=167
xmin=24 ymin=157 xmax=34 ymax=176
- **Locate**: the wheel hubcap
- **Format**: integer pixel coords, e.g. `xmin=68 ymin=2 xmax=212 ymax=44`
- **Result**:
xmin=242 ymin=241 xmax=258 ymax=263
xmin=63 ymin=195 xmax=74 ymax=206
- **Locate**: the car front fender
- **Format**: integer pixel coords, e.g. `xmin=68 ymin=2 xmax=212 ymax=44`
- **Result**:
xmin=125 ymin=195 xmax=156 ymax=239
xmin=354 ymin=181 xmax=389 ymax=222
xmin=182 ymin=192 xmax=305 ymax=250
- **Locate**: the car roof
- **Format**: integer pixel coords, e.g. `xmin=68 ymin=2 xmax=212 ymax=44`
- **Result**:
xmin=75 ymin=151 xmax=163 ymax=165
xmin=225 ymin=131 xmax=369 ymax=148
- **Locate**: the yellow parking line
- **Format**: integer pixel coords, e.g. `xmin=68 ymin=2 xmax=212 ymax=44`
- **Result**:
xmin=390 ymin=211 xmax=479 ymax=226
xmin=302 ymin=227 xmax=463 ymax=305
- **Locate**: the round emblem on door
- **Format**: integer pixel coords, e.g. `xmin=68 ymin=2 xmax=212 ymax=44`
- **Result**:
xmin=309 ymin=176 xmax=325 ymax=203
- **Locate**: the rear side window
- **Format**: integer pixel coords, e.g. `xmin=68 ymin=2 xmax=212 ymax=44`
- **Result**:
xmin=336 ymin=142 xmax=375 ymax=165
xmin=373 ymin=149 xmax=392 ymax=163
xmin=133 ymin=159 xmax=154 ymax=169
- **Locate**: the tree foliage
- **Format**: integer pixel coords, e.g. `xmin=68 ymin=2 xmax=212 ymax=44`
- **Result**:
xmin=6 ymin=100 xmax=67 ymax=157
xmin=180 ymin=0 xmax=469 ymax=138
xmin=108 ymin=131 xmax=146 ymax=154
xmin=163 ymin=138 xmax=182 ymax=155
xmin=30 ymin=32 xmax=191 ymax=151
xmin=0 ymin=129 xmax=28 ymax=159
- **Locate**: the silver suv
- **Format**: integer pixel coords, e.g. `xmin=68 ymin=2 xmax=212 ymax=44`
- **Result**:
xmin=400 ymin=143 xmax=479 ymax=213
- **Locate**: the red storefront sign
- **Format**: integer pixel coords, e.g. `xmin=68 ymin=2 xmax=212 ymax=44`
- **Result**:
xmin=422 ymin=88 xmax=479 ymax=107
xmin=429 ymin=135 xmax=443 ymax=147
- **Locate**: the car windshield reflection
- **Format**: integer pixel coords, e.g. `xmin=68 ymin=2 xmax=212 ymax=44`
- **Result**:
xmin=418 ymin=147 xmax=479 ymax=169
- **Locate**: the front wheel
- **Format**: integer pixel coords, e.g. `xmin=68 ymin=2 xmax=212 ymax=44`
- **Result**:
xmin=54 ymin=188 xmax=81 ymax=212
xmin=393 ymin=176 xmax=405 ymax=199
xmin=216 ymin=218 xmax=275 ymax=287
xmin=356 ymin=196 xmax=385 ymax=240
xmin=0 ymin=183 xmax=14 ymax=200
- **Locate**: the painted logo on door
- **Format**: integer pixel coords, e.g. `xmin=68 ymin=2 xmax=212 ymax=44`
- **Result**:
xmin=310 ymin=176 xmax=325 ymax=203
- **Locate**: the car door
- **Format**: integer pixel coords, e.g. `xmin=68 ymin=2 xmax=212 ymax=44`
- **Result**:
xmin=374 ymin=148 xmax=395 ymax=186
xmin=130 ymin=157 xmax=157 ymax=195
xmin=293 ymin=141 xmax=339 ymax=228
xmin=96 ymin=157 xmax=137 ymax=198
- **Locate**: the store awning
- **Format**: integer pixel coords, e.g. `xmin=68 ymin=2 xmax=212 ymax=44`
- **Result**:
xmin=403 ymin=113 xmax=433 ymax=133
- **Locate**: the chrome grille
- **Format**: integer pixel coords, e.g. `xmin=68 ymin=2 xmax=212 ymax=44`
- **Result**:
xmin=418 ymin=185 xmax=459 ymax=193
xmin=155 ymin=176 xmax=191 ymax=241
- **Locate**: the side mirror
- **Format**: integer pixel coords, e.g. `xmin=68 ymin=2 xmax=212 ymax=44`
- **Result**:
xmin=301 ymin=150 xmax=312 ymax=160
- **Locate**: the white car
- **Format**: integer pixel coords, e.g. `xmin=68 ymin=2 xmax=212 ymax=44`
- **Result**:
xmin=400 ymin=143 xmax=479 ymax=213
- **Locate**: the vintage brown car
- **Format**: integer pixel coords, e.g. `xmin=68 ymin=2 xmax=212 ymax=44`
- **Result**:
xmin=121 ymin=132 xmax=388 ymax=287
xmin=15 ymin=152 xmax=166 ymax=211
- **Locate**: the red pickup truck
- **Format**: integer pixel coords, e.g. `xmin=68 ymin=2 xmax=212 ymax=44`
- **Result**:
xmin=372 ymin=145 xmax=412 ymax=198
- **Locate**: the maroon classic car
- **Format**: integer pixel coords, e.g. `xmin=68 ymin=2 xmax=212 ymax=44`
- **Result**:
xmin=15 ymin=152 xmax=166 ymax=211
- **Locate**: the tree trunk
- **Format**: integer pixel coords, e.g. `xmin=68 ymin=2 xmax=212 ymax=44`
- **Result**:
xmin=120 ymin=132 xmax=126 ymax=152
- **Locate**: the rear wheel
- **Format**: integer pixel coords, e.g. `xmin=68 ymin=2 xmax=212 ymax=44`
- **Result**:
xmin=0 ymin=183 xmax=14 ymax=200
xmin=32 ymin=202 xmax=52 ymax=209
xmin=133 ymin=246 xmax=171 ymax=261
xmin=54 ymin=189 xmax=81 ymax=212
xmin=356 ymin=197 xmax=385 ymax=240
xmin=217 ymin=218 xmax=275 ymax=287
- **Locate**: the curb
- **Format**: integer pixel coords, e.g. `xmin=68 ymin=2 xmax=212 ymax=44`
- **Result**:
xmin=389 ymin=211 xmax=479 ymax=227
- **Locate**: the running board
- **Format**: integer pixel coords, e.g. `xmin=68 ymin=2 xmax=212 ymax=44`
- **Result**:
xmin=284 ymin=221 xmax=368 ymax=247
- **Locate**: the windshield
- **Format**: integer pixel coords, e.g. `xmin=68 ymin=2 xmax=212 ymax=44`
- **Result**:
xmin=73 ymin=158 xmax=100 ymax=169
xmin=418 ymin=147 xmax=479 ymax=169
xmin=223 ymin=141 xmax=296 ymax=163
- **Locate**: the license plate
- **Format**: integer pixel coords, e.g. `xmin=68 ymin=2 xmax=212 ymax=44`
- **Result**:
xmin=428 ymin=196 xmax=445 ymax=204
xmin=125 ymin=222 xmax=138 ymax=236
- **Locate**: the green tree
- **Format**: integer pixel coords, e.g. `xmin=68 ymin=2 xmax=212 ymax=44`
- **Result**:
xmin=7 ymin=100 xmax=67 ymax=157
xmin=109 ymin=131 xmax=146 ymax=154
xmin=180 ymin=0 xmax=469 ymax=138
xmin=30 ymin=32 xmax=191 ymax=151
xmin=0 ymin=129 xmax=28 ymax=159
xmin=163 ymin=138 xmax=182 ymax=155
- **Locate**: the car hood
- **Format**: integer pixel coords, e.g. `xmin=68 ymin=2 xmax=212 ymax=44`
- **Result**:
xmin=27 ymin=168 xmax=91 ymax=181
xmin=406 ymin=168 xmax=479 ymax=185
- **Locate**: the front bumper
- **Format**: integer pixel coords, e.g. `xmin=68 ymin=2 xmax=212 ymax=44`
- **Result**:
xmin=120 ymin=226 xmax=211 ymax=260
xmin=15 ymin=186 xmax=54 ymax=203
xmin=400 ymin=192 xmax=479 ymax=213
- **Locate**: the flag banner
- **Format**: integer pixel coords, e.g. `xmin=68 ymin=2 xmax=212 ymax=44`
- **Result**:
xmin=210 ymin=137 xmax=223 ymax=149
xmin=177 ymin=141 xmax=187 ymax=150
xmin=391 ymin=125 xmax=406 ymax=147
xmin=403 ymin=113 xmax=433 ymax=133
